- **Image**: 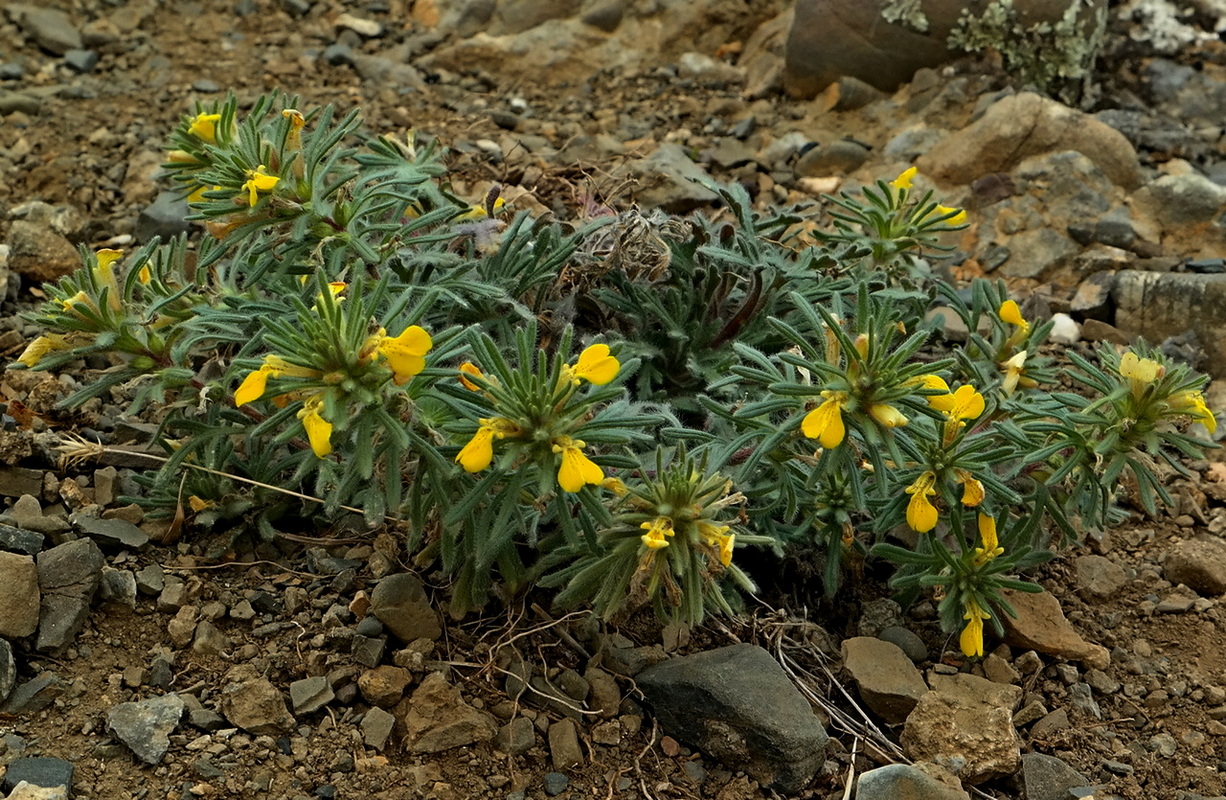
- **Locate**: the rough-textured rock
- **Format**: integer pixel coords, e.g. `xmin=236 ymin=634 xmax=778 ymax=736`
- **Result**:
xmin=495 ymin=716 xmax=536 ymax=755
xmin=289 ymin=676 xmax=334 ymax=716
xmin=219 ymin=665 xmax=295 ymax=735
xmin=617 ymin=143 xmax=721 ymax=214
xmin=856 ymin=763 xmax=970 ymax=800
xmin=919 ymin=93 xmax=1140 ymax=189
xmin=636 ymin=643 xmax=828 ymax=794
xmin=794 ymin=140 xmax=870 ymax=177
xmin=1074 ymin=554 xmax=1129 ymax=602
xmin=784 ymin=1 xmax=1106 ymax=96
xmin=370 ymin=573 xmax=441 ymax=644
xmin=106 ymin=693 xmax=185 ymax=764
xmin=0 ymin=638 xmax=16 ymax=703
xmin=999 ymin=589 xmax=1109 ymax=669
xmin=6 ymin=220 xmax=79 ymax=283
xmin=841 ymin=637 xmax=928 ymax=723
xmin=999 ymin=228 xmax=1080 ymax=279
xmin=358 ymin=666 xmax=412 ymax=708
xmin=548 ymin=718 xmax=583 ymax=770
xmin=0 ymin=551 xmax=39 ymax=639
xmin=1163 ymin=538 xmax=1226 ymax=595
xmin=399 ymin=671 xmax=497 ymax=753
xmin=36 ymin=538 xmax=104 ymax=654
xmin=1133 ymin=173 xmax=1226 ymax=233
xmin=1022 ymin=752 xmax=1090 ymax=800
xmin=361 ymin=706 xmax=396 ymax=751
xmin=901 ymin=673 xmax=1023 ymax=785
xmin=1113 ymin=272 xmax=1226 ymax=379
xmin=2 ymin=757 xmax=74 ymax=794
xmin=7 ymin=782 xmax=69 ymax=800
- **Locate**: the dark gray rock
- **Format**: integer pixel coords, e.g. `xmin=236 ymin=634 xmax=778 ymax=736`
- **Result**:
xmin=99 ymin=567 xmax=137 ymax=609
xmin=2 ymin=757 xmax=73 ymax=794
xmin=321 ymin=43 xmax=356 ymax=66
xmin=878 ymin=625 xmax=928 ymax=663
xmin=361 ymin=706 xmax=396 ymax=751
xmin=62 ymin=49 xmax=97 ymax=73
xmin=107 ymin=693 xmax=185 ymax=764
xmin=637 ymin=643 xmax=828 ymax=794
xmin=36 ymin=538 xmax=103 ymax=653
xmin=289 ymin=676 xmax=334 ymax=716
xmin=857 ymin=764 xmax=969 ymax=800
xmin=370 ymin=573 xmax=441 ymax=644
xmin=70 ymin=515 xmax=149 ymax=550
xmin=1000 ymin=228 xmax=1080 ymax=280
xmin=494 ymin=717 xmax=535 ymax=755
xmin=794 ymin=140 xmax=870 ymax=177
xmin=135 ymin=564 xmax=165 ymax=597
xmin=1070 ymin=272 xmax=1116 ymax=321
xmin=0 ymin=639 xmax=15 ymax=703
xmin=1022 ymin=752 xmax=1089 ymax=800
xmin=542 ymin=772 xmax=569 ymax=796
xmin=0 ymin=524 xmax=44 ymax=556
xmin=1 ymin=673 xmax=60 ymax=714
xmin=135 ymin=191 xmax=192 ymax=243
xmin=350 ymin=634 xmax=386 ymax=667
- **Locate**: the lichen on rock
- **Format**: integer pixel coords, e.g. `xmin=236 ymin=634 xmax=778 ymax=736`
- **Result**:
xmin=881 ymin=0 xmax=929 ymax=33
xmin=946 ymin=0 xmax=1107 ymax=96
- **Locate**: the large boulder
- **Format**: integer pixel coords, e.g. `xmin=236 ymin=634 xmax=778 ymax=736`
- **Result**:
xmin=1113 ymin=272 xmax=1226 ymax=379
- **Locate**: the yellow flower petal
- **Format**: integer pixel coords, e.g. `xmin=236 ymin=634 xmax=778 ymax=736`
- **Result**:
xmin=1118 ymin=351 xmax=1162 ymax=384
xmin=956 ymin=469 xmax=984 ymax=507
xmin=917 ymin=374 xmax=949 ymax=393
xmin=556 ymin=443 xmax=604 ymax=493
xmin=905 ymin=471 xmax=938 ymax=533
xmin=301 ymin=408 xmax=333 ymax=458
xmin=456 ymin=426 xmax=496 ymax=473
xmin=379 ymin=325 xmax=433 ymax=385
xmin=930 ymin=384 xmax=985 ymax=421
xmin=935 ymin=205 xmax=967 ymax=225
xmin=235 ymin=368 xmax=270 ymax=406
xmin=243 ymin=165 xmax=280 ymax=206
xmin=718 ymin=532 xmax=735 ymax=567
xmin=869 ymin=403 xmax=908 ymax=429
xmin=138 ymin=264 xmax=152 ymax=285
xmin=890 ymin=166 xmax=917 ymax=189
xmin=16 ymin=335 xmax=67 ymax=368
xmin=999 ymin=300 xmax=1026 ymax=328
xmin=1001 ymin=350 xmax=1027 ymax=396
xmin=960 ymin=604 xmax=986 ymax=658
xmin=571 ymin=343 xmax=619 ymax=386
xmin=978 ymin=512 xmax=998 ymax=554
xmin=801 ymin=393 xmax=847 ymax=448
xmin=1171 ymin=391 xmax=1218 ymax=434
xmin=188 ymin=113 xmax=222 ymax=144
xmin=458 ymin=362 xmax=484 ymax=391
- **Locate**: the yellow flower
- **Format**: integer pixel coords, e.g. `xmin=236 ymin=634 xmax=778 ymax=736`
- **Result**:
xmin=905 ymin=471 xmax=938 ymax=533
xmin=1170 ymin=390 xmax=1217 ymax=434
xmin=1001 ymin=350 xmax=1027 ymax=396
xmin=698 ymin=521 xmax=735 ymax=567
xmin=243 ymin=165 xmax=280 ymax=207
xmin=801 ymin=390 xmax=848 ymax=448
xmin=916 ymin=374 xmax=949 ymax=393
xmin=972 ymin=512 xmax=1004 ymax=567
xmin=929 ymin=384 xmax=985 ymax=421
xmin=890 ymin=166 xmax=917 ymax=189
xmin=640 ymin=516 xmax=675 ymax=550
xmin=566 ymin=343 xmax=619 ymax=386
xmin=296 ymin=394 xmax=333 ymax=458
xmin=188 ymin=112 xmax=222 ymax=143
xmin=138 ymin=263 xmax=152 ymax=285
xmin=377 ymin=325 xmax=433 ymax=385
xmin=868 ymin=403 xmax=908 ymax=429
xmin=960 ymin=598 xmax=990 ymax=658
xmin=93 ymin=249 xmax=123 ymax=312
xmin=999 ymin=300 xmax=1028 ymax=331
xmin=61 ymin=290 xmax=96 ymax=318
xmin=455 ymin=417 xmax=520 ymax=473
xmin=454 ymin=196 xmax=507 ymax=221
xmin=234 ymin=355 xmax=321 ymax=406
xmin=166 ymin=149 xmax=201 ymax=164
xmin=1118 ymin=351 xmax=1163 ymax=399
xmin=16 ymin=335 xmax=69 ymax=368
xmin=552 ymin=436 xmax=604 ymax=492
xmin=601 ymin=476 xmax=629 ymax=496
xmin=934 ymin=204 xmax=967 ymax=225
xmin=458 ymin=362 xmax=484 ymax=391
xmin=955 ymin=468 xmax=984 ymax=507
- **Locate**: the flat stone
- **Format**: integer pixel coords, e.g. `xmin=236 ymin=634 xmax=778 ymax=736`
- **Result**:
xmin=361 ymin=706 xmax=396 ymax=751
xmin=106 ymin=693 xmax=185 ymax=764
xmin=1030 ymin=707 xmax=1071 ymax=739
xmin=857 ymin=763 xmax=970 ymax=800
xmin=0 ymin=524 xmax=44 ymax=556
xmin=1 ymin=673 xmax=61 ymax=714
xmin=135 ymin=191 xmax=192 ymax=243
xmin=0 ymin=551 xmax=39 ymax=638
xmin=548 ymin=718 xmax=583 ymax=771
xmin=289 ymin=676 xmax=334 ymax=716
xmin=69 ymin=515 xmax=149 ymax=550
xmin=1114 ymin=272 xmax=1226 ymax=380
xmin=637 ymin=643 xmax=828 ymax=794
xmin=901 ymin=673 xmax=1022 ymax=785
xmin=495 ymin=717 xmax=535 ymax=756
xmin=2 ymin=757 xmax=74 ymax=794
xmin=8 ymin=5 xmax=82 ymax=55
xmin=616 ymin=143 xmax=720 ymax=214
xmin=370 ymin=573 xmax=441 ymax=644
xmin=1074 ymin=554 xmax=1128 ymax=602
xmin=842 ymin=637 xmax=928 ymax=723
xmin=36 ymin=538 xmax=104 ymax=654
xmin=999 ymin=589 xmax=1109 ymax=670
xmin=1022 ymin=752 xmax=1089 ymax=800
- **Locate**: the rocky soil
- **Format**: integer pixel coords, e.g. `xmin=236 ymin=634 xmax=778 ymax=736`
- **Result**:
xmin=0 ymin=1 xmax=1225 ymax=799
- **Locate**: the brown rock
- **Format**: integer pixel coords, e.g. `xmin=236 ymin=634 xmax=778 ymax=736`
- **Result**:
xmin=999 ymin=589 xmax=1109 ymax=670
xmin=7 ymin=220 xmax=80 ymax=282
xmin=219 ymin=665 xmax=294 ymax=735
xmin=370 ymin=573 xmax=441 ymax=644
xmin=399 ymin=672 xmax=496 ymax=753
xmin=358 ymin=665 xmax=413 ymax=708
xmin=841 ymin=637 xmax=928 ymax=724
xmin=918 ymin=93 xmax=1140 ymax=189
xmin=1163 ymin=538 xmax=1226 ymax=596
xmin=901 ymin=673 xmax=1022 ymax=785
xmin=0 ymin=552 xmax=39 ymax=639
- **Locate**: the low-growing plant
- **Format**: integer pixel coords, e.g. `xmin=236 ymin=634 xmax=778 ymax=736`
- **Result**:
xmin=15 ymin=92 xmax=1217 ymax=655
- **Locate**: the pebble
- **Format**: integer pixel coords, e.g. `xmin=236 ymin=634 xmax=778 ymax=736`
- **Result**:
xmin=542 ymin=772 xmax=568 ymax=796
xmin=877 ymin=625 xmax=928 ymax=663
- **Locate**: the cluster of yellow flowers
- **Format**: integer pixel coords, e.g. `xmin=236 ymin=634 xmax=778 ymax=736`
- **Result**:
xmin=889 ymin=167 xmax=967 ymax=225
xmin=455 ymin=344 xmax=619 ymax=493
